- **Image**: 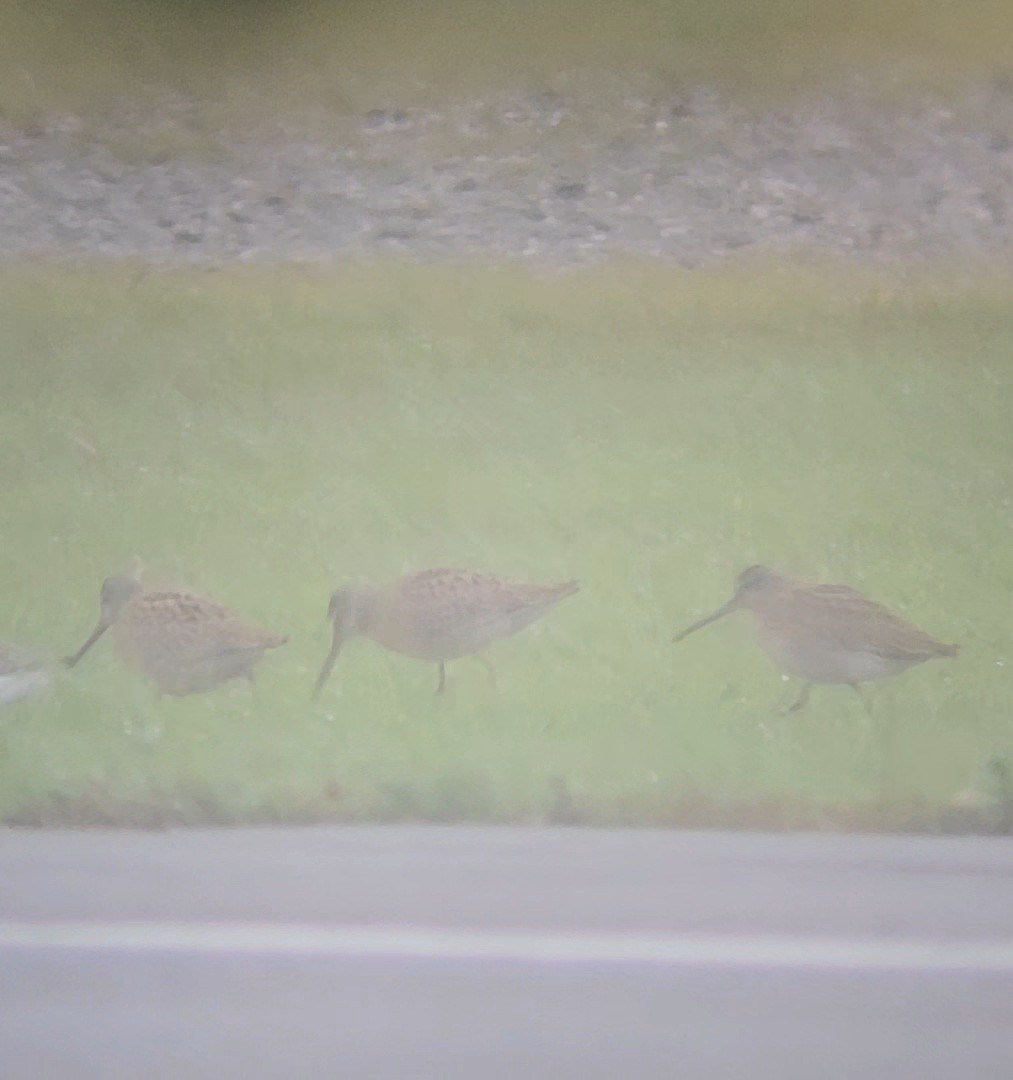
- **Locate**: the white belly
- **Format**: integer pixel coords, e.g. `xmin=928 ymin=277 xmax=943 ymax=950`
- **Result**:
xmin=0 ymin=669 xmax=50 ymax=704
xmin=759 ymin=633 xmax=902 ymax=685
xmin=369 ymin=605 xmax=551 ymax=663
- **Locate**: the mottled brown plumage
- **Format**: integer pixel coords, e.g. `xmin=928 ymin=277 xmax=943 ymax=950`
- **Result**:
xmin=674 ymin=565 xmax=958 ymax=711
xmin=314 ymin=568 xmax=579 ymax=696
xmin=66 ymin=576 xmax=287 ymax=696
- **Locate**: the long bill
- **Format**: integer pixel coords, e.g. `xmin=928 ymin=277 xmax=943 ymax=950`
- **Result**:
xmin=64 ymin=622 xmax=110 ymax=668
xmin=312 ymin=623 xmax=345 ymax=700
xmin=672 ymin=599 xmax=738 ymax=643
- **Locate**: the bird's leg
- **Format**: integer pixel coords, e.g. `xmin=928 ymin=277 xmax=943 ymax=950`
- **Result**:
xmin=785 ymin=682 xmax=813 ymax=714
xmin=239 ymin=670 xmax=257 ymax=698
xmin=475 ymin=655 xmax=498 ymax=689
xmin=850 ymin=683 xmax=872 ymax=715
xmin=436 ymin=661 xmax=446 ymax=694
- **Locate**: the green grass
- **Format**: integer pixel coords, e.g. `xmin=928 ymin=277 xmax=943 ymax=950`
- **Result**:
xmin=1 ymin=0 xmax=1012 ymax=139
xmin=0 ymin=258 xmax=1010 ymax=829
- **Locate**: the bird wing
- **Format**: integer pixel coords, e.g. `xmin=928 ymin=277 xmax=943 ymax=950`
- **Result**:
xmin=404 ymin=569 xmax=573 ymax=615
xmin=137 ymin=592 xmax=285 ymax=654
xmin=792 ymin=584 xmax=956 ymax=660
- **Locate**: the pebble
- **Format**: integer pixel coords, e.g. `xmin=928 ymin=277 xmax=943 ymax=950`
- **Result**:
xmin=0 ymin=84 xmax=1010 ymax=267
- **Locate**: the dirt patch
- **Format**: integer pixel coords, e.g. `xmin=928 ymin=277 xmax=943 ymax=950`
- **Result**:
xmin=6 ymin=776 xmax=1011 ymax=835
xmin=2 ymin=80 xmax=1012 ymax=268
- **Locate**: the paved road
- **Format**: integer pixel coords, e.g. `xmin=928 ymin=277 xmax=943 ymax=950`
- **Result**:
xmin=1 ymin=827 xmax=1012 ymax=1079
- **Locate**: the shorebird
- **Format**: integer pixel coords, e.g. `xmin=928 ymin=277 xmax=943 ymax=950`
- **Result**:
xmin=66 ymin=575 xmax=287 ymax=697
xmin=673 ymin=565 xmax=958 ymax=712
xmin=313 ymin=568 xmax=579 ymax=697
xmin=0 ymin=642 xmax=52 ymax=705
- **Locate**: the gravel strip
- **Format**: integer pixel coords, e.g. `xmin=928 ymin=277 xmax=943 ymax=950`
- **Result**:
xmin=2 ymin=83 xmax=1012 ymax=267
